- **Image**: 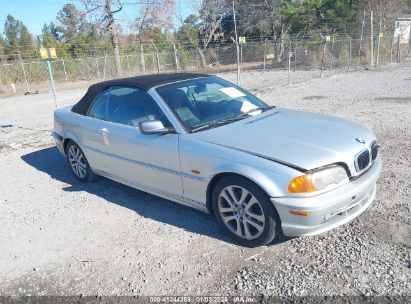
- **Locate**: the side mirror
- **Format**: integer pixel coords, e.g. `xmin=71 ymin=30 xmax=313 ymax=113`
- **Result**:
xmin=139 ymin=120 xmax=175 ymax=135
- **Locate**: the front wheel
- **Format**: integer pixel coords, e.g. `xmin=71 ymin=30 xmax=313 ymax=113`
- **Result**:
xmin=212 ymin=176 xmax=281 ymax=247
xmin=66 ymin=141 xmax=98 ymax=182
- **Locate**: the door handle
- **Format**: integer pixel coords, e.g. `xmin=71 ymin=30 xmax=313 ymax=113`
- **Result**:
xmin=98 ymin=128 xmax=111 ymax=135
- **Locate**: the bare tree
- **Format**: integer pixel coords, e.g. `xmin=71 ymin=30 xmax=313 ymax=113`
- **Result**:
xmin=132 ymin=0 xmax=175 ymax=73
xmin=82 ymin=0 xmax=123 ymax=76
xmin=195 ymin=0 xmax=227 ymax=67
xmin=360 ymin=0 xmax=410 ymax=32
xmin=234 ymin=0 xmax=290 ymax=63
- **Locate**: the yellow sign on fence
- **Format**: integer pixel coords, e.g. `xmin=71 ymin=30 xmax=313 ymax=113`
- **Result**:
xmin=39 ymin=48 xmax=48 ymax=59
xmin=39 ymin=48 xmax=57 ymax=60
xmin=239 ymin=37 xmax=246 ymax=44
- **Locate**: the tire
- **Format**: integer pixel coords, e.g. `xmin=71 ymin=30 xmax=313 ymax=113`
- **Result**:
xmin=212 ymin=176 xmax=281 ymax=247
xmin=66 ymin=140 xmax=98 ymax=182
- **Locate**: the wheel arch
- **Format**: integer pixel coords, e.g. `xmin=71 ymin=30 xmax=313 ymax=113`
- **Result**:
xmin=63 ymin=138 xmax=73 ymax=155
xmin=62 ymin=131 xmax=82 ymax=155
xmin=206 ymin=170 xmax=282 ymax=215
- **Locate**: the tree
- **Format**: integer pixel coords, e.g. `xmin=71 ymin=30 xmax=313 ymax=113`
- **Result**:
xmin=0 ymin=35 xmax=5 ymax=62
xmin=56 ymin=4 xmax=86 ymax=41
xmin=133 ymin=0 xmax=176 ymax=45
xmin=41 ymin=23 xmax=59 ymax=47
xmin=132 ymin=0 xmax=175 ymax=73
xmin=177 ymin=14 xmax=200 ymax=47
xmin=360 ymin=0 xmax=410 ymax=32
xmin=3 ymin=15 xmax=33 ymax=59
xmin=81 ymin=0 xmax=123 ymax=75
xmin=195 ymin=0 xmax=228 ymax=66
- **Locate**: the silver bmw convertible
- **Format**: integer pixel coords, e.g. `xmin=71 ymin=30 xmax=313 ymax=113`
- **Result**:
xmin=53 ymin=73 xmax=381 ymax=247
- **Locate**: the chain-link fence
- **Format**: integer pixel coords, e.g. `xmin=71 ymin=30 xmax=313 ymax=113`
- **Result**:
xmin=0 ymin=33 xmax=410 ymax=96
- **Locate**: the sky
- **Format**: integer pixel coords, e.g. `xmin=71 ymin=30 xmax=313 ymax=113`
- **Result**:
xmin=1 ymin=0 xmax=197 ymax=37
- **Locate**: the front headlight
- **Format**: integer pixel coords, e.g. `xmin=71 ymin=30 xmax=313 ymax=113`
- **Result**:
xmin=288 ymin=165 xmax=348 ymax=194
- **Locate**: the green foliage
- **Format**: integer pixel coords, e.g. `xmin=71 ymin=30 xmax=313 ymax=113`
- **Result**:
xmin=56 ymin=4 xmax=86 ymax=42
xmin=176 ymin=14 xmax=200 ymax=46
xmin=3 ymin=15 xmax=33 ymax=56
xmin=2 ymin=15 xmax=36 ymax=61
xmin=302 ymin=0 xmax=359 ymax=32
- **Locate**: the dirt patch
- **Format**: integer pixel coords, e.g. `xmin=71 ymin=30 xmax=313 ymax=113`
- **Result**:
xmin=302 ymin=95 xmax=328 ymax=100
xmin=374 ymin=97 xmax=411 ymax=103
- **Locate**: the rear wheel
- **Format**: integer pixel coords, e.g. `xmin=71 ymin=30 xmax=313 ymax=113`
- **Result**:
xmin=66 ymin=141 xmax=98 ymax=182
xmin=212 ymin=176 xmax=280 ymax=247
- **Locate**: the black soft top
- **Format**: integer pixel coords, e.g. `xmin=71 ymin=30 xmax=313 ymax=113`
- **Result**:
xmin=71 ymin=72 xmax=210 ymax=115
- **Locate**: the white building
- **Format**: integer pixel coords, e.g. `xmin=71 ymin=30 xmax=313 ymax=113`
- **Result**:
xmin=394 ymin=14 xmax=411 ymax=44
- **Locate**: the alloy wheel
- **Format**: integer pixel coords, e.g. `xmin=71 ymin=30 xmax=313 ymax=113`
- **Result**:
xmin=217 ymin=185 xmax=265 ymax=240
xmin=68 ymin=145 xmax=87 ymax=179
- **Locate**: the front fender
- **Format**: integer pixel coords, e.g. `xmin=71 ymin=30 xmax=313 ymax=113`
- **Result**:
xmin=208 ymin=162 xmax=293 ymax=198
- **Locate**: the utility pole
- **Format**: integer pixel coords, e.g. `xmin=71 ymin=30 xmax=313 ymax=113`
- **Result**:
xmin=105 ymin=0 xmax=122 ymax=76
xmin=370 ymin=11 xmax=374 ymax=67
xmin=232 ymin=1 xmax=240 ymax=84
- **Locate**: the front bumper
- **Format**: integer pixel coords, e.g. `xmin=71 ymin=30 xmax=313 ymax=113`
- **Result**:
xmin=272 ymin=157 xmax=381 ymax=237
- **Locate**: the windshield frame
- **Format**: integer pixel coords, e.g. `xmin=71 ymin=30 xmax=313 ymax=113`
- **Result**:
xmin=154 ymin=76 xmax=270 ymax=133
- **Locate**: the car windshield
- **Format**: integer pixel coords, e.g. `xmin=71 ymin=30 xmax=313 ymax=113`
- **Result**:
xmin=156 ymin=76 xmax=272 ymax=132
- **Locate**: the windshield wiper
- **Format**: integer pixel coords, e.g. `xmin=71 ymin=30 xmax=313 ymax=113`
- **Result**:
xmin=191 ymin=118 xmax=240 ymax=133
xmin=234 ymin=106 xmax=275 ymax=119
xmin=190 ymin=106 xmax=275 ymax=133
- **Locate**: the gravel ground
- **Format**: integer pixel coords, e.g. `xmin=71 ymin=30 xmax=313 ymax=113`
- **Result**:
xmin=0 ymin=64 xmax=410 ymax=298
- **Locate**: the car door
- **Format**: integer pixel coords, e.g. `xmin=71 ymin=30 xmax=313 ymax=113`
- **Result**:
xmin=79 ymin=88 xmax=113 ymax=172
xmin=84 ymin=86 xmax=183 ymax=197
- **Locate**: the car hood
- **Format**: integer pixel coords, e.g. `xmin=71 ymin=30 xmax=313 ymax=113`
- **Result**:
xmin=193 ymin=108 xmax=376 ymax=174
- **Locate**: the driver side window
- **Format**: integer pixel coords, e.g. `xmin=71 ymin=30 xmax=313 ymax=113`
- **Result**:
xmin=88 ymin=86 xmax=169 ymax=128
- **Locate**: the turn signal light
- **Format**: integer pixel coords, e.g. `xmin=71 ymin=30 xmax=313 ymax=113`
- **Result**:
xmin=288 ymin=175 xmax=317 ymax=193
xmin=289 ymin=209 xmax=311 ymax=216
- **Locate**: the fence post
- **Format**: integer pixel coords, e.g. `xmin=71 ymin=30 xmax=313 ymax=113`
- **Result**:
xmin=156 ymin=52 xmax=160 ymax=73
xmin=357 ymin=11 xmax=366 ymax=70
xmin=263 ymin=40 xmax=266 ymax=71
xmin=330 ymin=35 xmax=334 ymax=69
xmin=230 ymin=37 xmax=240 ymax=85
xmin=240 ymin=43 xmax=243 ymax=72
xmin=18 ymin=53 xmax=30 ymax=92
xmin=103 ymin=51 xmax=107 ymax=80
xmin=195 ymin=51 xmax=199 ymax=72
xmin=62 ymin=59 xmax=69 ymax=87
xmin=320 ymin=40 xmax=327 ymax=78
xmin=293 ymin=40 xmax=298 ymax=71
xmin=140 ymin=44 xmax=145 ymax=74
xmin=151 ymin=41 xmax=160 ymax=74
xmin=376 ymin=21 xmax=381 ymax=66
xmin=390 ymin=36 xmax=394 ymax=63
xmin=173 ymin=43 xmax=179 ymax=71
xmin=95 ymin=57 xmax=101 ymax=80
xmin=346 ymin=36 xmax=352 ymax=72
xmin=397 ymin=33 xmax=401 ymax=63
xmin=370 ymin=11 xmax=374 ymax=67
xmin=407 ymin=27 xmax=411 ymax=58
xmin=287 ymin=40 xmax=291 ymax=85
xmin=126 ymin=55 xmax=131 ymax=74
